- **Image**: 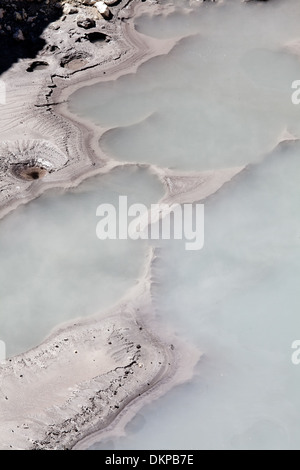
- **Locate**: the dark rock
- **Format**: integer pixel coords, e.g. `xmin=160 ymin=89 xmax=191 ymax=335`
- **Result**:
xmin=77 ymin=18 xmax=96 ymax=29
xmin=13 ymin=28 xmax=24 ymax=41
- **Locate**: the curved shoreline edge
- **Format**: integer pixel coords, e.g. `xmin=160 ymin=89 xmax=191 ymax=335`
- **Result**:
xmin=0 ymin=0 xmax=254 ymax=450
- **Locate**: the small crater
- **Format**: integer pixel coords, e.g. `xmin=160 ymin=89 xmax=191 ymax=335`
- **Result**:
xmin=60 ymin=52 xmax=90 ymax=70
xmin=11 ymin=160 xmax=50 ymax=181
xmin=26 ymin=61 xmax=49 ymax=72
xmin=86 ymin=32 xmax=110 ymax=44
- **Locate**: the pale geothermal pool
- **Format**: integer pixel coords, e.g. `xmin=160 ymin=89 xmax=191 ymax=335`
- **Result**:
xmin=68 ymin=0 xmax=300 ymax=451
xmin=91 ymin=141 xmax=300 ymax=450
xmin=0 ymin=166 xmax=164 ymax=357
xmin=70 ymin=0 xmax=300 ymax=172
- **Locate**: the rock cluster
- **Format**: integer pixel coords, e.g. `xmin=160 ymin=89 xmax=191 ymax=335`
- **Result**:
xmin=0 ymin=0 xmax=122 ymax=43
xmin=0 ymin=1 xmax=63 ymax=42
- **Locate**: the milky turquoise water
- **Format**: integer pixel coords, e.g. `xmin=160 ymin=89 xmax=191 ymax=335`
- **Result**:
xmin=70 ymin=0 xmax=300 ymax=172
xmin=0 ymin=167 xmax=163 ymax=357
xmin=87 ymin=140 xmax=300 ymax=450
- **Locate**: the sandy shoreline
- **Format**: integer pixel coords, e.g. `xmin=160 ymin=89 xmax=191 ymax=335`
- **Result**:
xmin=0 ymin=0 xmax=248 ymax=450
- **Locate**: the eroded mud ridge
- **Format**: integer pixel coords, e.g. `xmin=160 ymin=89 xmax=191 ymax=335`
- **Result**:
xmin=0 ymin=309 xmax=178 ymax=450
